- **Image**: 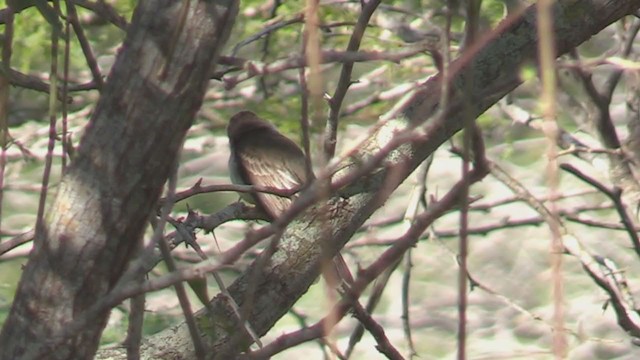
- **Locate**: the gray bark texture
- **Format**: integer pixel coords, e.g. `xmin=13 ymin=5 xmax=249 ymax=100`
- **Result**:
xmin=0 ymin=0 xmax=238 ymax=359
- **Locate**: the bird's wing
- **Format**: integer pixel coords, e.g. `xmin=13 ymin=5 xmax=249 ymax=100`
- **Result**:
xmin=236 ymin=133 xmax=308 ymax=219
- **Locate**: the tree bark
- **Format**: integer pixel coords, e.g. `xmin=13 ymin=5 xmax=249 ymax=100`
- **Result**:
xmin=92 ymin=0 xmax=640 ymax=359
xmin=0 ymin=0 xmax=237 ymax=359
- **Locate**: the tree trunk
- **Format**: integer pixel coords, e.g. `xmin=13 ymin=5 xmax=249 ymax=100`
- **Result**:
xmin=0 ymin=0 xmax=237 ymax=359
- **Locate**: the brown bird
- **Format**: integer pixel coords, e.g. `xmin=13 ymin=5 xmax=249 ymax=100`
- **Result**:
xmin=227 ymin=110 xmax=309 ymax=219
xmin=227 ymin=110 xmax=353 ymax=285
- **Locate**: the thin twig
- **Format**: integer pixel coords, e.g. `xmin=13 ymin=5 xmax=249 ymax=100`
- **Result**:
xmin=34 ymin=2 xmax=61 ymax=248
xmin=169 ymin=216 xmax=263 ymax=348
xmin=0 ymin=62 xmax=97 ymax=99
xmin=125 ymin=237 xmax=146 ymax=360
xmin=343 ymin=253 xmax=401 ymax=359
xmin=61 ymin=3 xmax=70 ymax=168
xmin=72 ymin=0 xmax=128 ymax=29
xmin=288 ymin=308 xmax=337 ymax=359
xmin=0 ymin=230 xmax=35 ymax=256
xmin=157 ymin=167 xmax=206 ymax=359
xmin=350 ymin=300 xmax=404 ymax=360
xmin=161 ymin=178 xmax=301 ymax=206
xmin=324 ymin=0 xmax=381 ymax=159
xmin=602 ymin=18 xmax=640 ymax=103
xmin=560 ymin=163 xmax=640 ymax=257
xmin=537 ymin=0 xmax=566 ymax=355
xmin=66 ymin=0 xmax=104 ymax=90
xmin=299 ymin=31 xmax=313 ymax=181
xmin=220 ymin=48 xmax=429 ymax=89
xmin=0 ymin=5 xmax=12 ymax=241
xmin=257 ymin=0 xmax=284 ymax=98
xmin=231 ymin=13 xmax=304 ymax=57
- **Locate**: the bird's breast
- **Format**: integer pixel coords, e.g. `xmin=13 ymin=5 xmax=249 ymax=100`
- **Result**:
xmin=228 ymin=150 xmax=256 ymax=204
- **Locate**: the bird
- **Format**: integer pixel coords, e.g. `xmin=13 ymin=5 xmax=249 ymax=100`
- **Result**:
xmin=227 ymin=110 xmax=353 ymax=286
xmin=227 ymin=110 xmax=309 ymax=219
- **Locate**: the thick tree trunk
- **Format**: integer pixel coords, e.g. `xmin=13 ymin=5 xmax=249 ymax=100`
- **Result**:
xmin=0 ymin=1 xmax=237 ymax=359
xmin=95 ymin=0 xmax=640 ymax=359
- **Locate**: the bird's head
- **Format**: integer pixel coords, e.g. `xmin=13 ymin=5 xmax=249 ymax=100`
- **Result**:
xmin=227 ymin=111 xmax=276 ymax=145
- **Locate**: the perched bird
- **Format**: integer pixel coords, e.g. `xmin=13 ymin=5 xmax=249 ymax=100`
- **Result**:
xmin=227 ymin=110 xmax=309 ymax=219
xmin=227 ymin=110 xmax=353 ymax=285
